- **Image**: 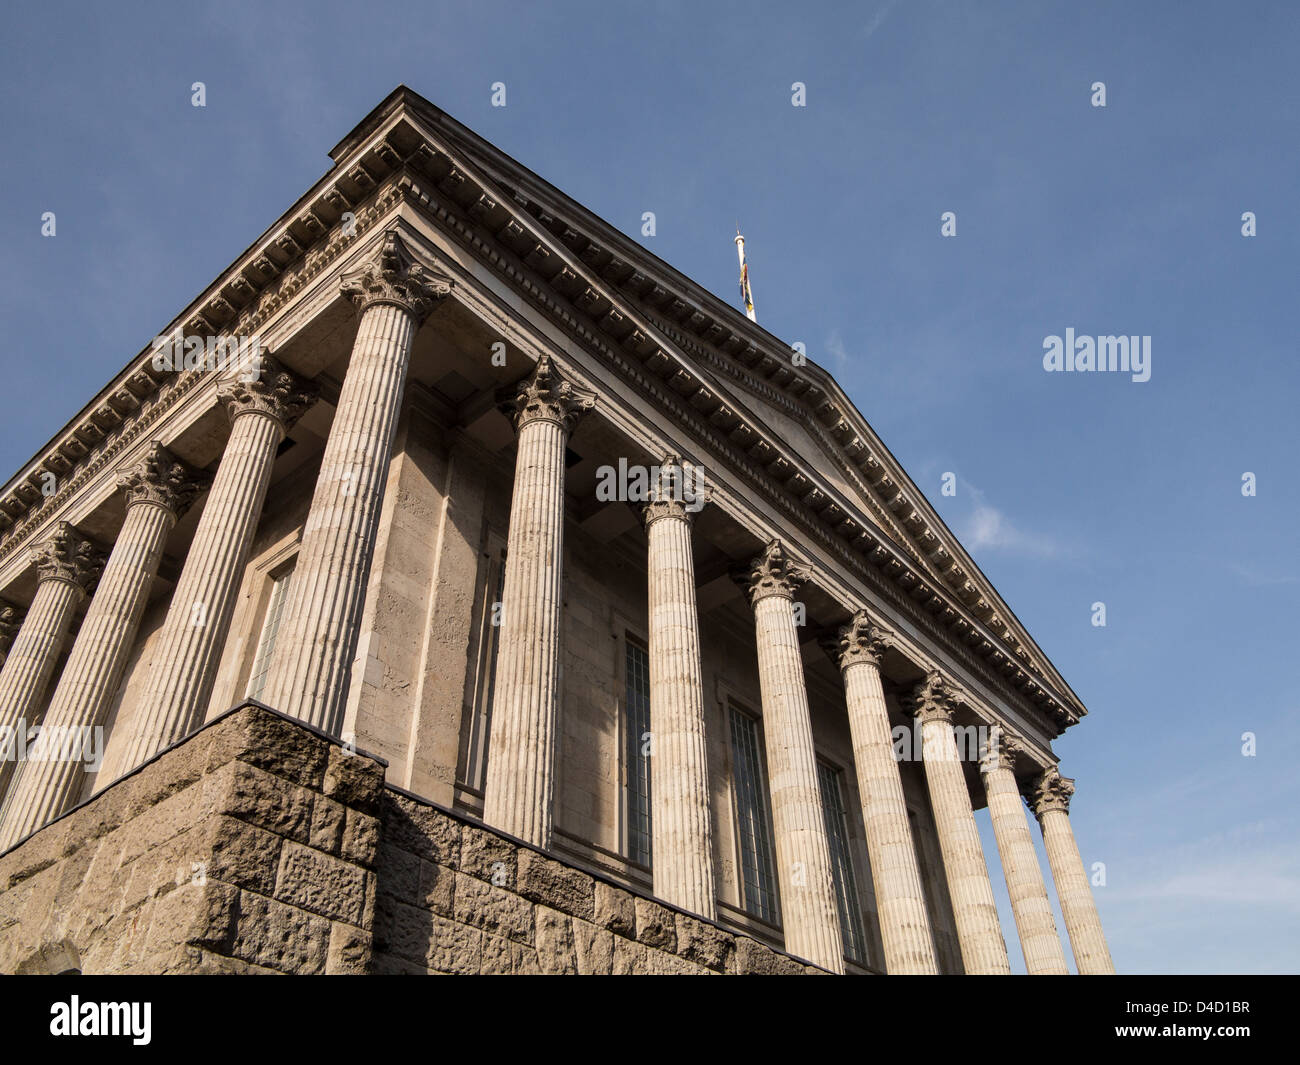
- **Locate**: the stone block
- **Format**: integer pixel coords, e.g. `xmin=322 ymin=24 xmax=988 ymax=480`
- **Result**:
xmin=731 ymin=936 xmax=807 ymax=976
xmin=205 ymin=816 xmax=283 ymax=895
xmin=426 ymin=913 xmax=482 ymax=975
xmin=675 ymin=912 xmax=733 ymax=972
xmin=535 ymin=906 xmax=577 ymax=974
xmin=516 ymin=848 xmax=595 ymax=921
xmin=453 ymin=872 xmax=533 ymax=945
xmin=594 ymin=881 xmax=636 ymax=937
xmin=274 ymin=841 xmax=369 ymax=925
xmin=611 ymin=937 xmax=649 ymax=975
xmin=323 ymin=744 xmax=385 ymax=814
xmin=230 ymin=890 xmax=329 ymax=975
xmin=572 ymin=919 xmax=614 ymax=975
xmin=418 ymin=860 xmax=455 ymax=917
xmin=310 ymin=796 xmax=347 ymax=854
xmin=213 ymin=760 xmax=314 ymax=844
xmin=377 ymin=843 xmax=422 ymax=904
xmin=380 ymin=792 xmax=460 ymax=866
xmin=341 ymin=810 xmax=380 ymax=868
xmin=326 ymin=922 xmax=373 ymax=974
xmin=634 ymin=897 xmax=676 ymax=952
xmin=459 ymin=823 xmax=515 ymax=884
xmin=373 ymin=895 xmax=435 ymax=966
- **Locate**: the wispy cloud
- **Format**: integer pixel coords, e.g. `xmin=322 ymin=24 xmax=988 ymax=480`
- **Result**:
xmin=824 ymin=329 xmax=851 ymax=370
xmin=1230 ymin=562 xmax=1299 ymax=588
xmin=958 ymin=482 xmax=1060 ymax=558
xmin=863 ymin=0 xmax=900 ymax=42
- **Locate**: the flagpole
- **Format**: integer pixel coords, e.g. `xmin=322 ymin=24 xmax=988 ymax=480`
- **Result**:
xmin=735 ymin=229 xmax=757 ymax=323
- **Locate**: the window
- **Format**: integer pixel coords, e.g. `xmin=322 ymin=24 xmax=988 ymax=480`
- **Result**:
xmin=463 ymin=548 xmax=507 ymax=792
xmin=729 ymin=705 xmax=779 ymax=924
xmin=623 ymin=637 xmax=652 ymax=866
xmin=246 ymin=565 xmax=293 ymax=701
xmin=818 ymin=761 xmax=868 ymax=965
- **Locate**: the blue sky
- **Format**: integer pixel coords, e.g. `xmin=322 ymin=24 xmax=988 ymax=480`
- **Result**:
xmin=2 ymin=1 xmax=1296 ymax=973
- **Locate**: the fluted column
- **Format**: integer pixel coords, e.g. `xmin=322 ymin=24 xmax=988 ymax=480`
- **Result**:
xmin=124 ymin=357 xmax=317 ymax=767
xmin=1030 ymin=767 xmax=1115 ymax=974
xmin=980 ymin=729 xmax=1069 ymax=974
xmin=905 ymin=671 xmax=1011 ymax=974
xmin=642 ymin=458 xmax=715 ymax=919
xmin=830 ymin=613 xmax=938 ymax=974
xmin=740 ymin=541 xmax=844 ymax=973
xmin=260 ymin=232 xmax=451 ymax=734
xmin=0 ymin=524 xmax=103 ymax=802
xmin=482 ymin=356 xmax=595 ymax=847
xmin=0 ymin=445 xmax=206 ymax=848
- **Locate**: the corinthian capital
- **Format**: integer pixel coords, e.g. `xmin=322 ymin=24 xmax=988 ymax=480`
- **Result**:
xmin=904 ymin=669 xmax=957 ymax=724
xmin=503 ymin=354 xmax=597 ymax=433
xmin=1027 ymin=766 xmax=1075 ymax=819
xmin=29 ymin=522 xmax=105 ymax=596
xmin=833 ymin=610 xmax=891 ymax=671
xmin=0 ymin=599 xmax=23 ymax=658
xmin=117 ymin=442 xmax=211 ymax=519
xmin=641 ymin=454 xmax=709 ymax=527
xmin=218 ymin=354 xmax=319 ymax=433
xmin=981 ymin=725 xmax=1023 ymax=774
xmin=739 ymin=540 xmax=810 ymax=605
xmin=339 ymin=231 xmax=453 ymax=323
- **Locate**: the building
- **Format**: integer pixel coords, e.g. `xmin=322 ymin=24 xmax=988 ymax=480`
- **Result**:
xmin=0 ymin=87 xmax=1113 ymax=975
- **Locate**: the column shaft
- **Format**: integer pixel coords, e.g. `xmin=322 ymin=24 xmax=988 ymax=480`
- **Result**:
xmin=0 ymin=502 xmax=174 ymax=847
xmin=742 ymin=542 xmax=843 ymax=973
xmin=840 ymin=648 xmax=938 ymax=973
xmin=982 ymin=753 xmax=1069 ymax=974
xmin=645 ymin=498 xmax=715 ymax=919
xmin=908 ymin=672 xmax=1010 ymax=974
xmin=124 ymin=358 xmax=314 ymax=768
xmin=482 ymin=416 xmax=568 ymax=846
xmin=1039 ymin=801 xmax=1115 ymax=973
xmin=0 ymin=580 xmax=83 ymax=800
xmin=260 ymin=303 xmax=414 ymax=733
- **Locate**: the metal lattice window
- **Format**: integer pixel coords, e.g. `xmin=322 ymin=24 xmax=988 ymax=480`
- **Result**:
xmin=465 ymin=551 xmax=507 ymax=791
xmin=818 ymin=761 xmax=868 ymax=965
xmin=246 ymin=566 xmax=293 ymax=701
xmin=730 ymin=706 xmax=779 ymax=923
xmin=624 ymin=638 xmax=652 ymax=866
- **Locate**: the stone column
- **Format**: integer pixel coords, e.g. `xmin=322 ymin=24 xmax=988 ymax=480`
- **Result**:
xmin=642 ymin=457 xmax=715 ymax=919
xmin=740 ymin=541 xmax=844 ymax=973
xmin=830 ymin=613 xmax=938 ymax=974
xmin=980 ymin=729 xmax=1069 ymax=974
xmin=1030 ymin=767 xmax=1115 ymax=974
xmin=0 ymin=524 xmax=103 ymax=801
xmin=482 ymin=356 xmax=595 ymax=848
xmin=260 ymin=232 xmax=451 ymax=735
xmin=0 ymin=444 xmax=206 ymax=849
xmin=123 ymin=357 xmax=316 ymax=768
xmin=905 ymin=670 xmax=1011 ymax=974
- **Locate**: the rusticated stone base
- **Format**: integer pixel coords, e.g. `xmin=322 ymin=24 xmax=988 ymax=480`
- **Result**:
xmin=0 ymin=703 xmax=823 ymax=975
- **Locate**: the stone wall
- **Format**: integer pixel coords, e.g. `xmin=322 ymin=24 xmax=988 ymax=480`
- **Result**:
xmin=0 ymin=703 xmax=823 ymax=975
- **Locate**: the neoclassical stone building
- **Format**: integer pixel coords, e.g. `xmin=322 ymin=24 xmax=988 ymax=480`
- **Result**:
xmin=0 ymin=87 xmax=1112 ymax=975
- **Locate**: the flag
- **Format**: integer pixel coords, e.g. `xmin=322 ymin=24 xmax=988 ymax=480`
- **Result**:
xmin=735 ymin=231 xmax=756 ymax=322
